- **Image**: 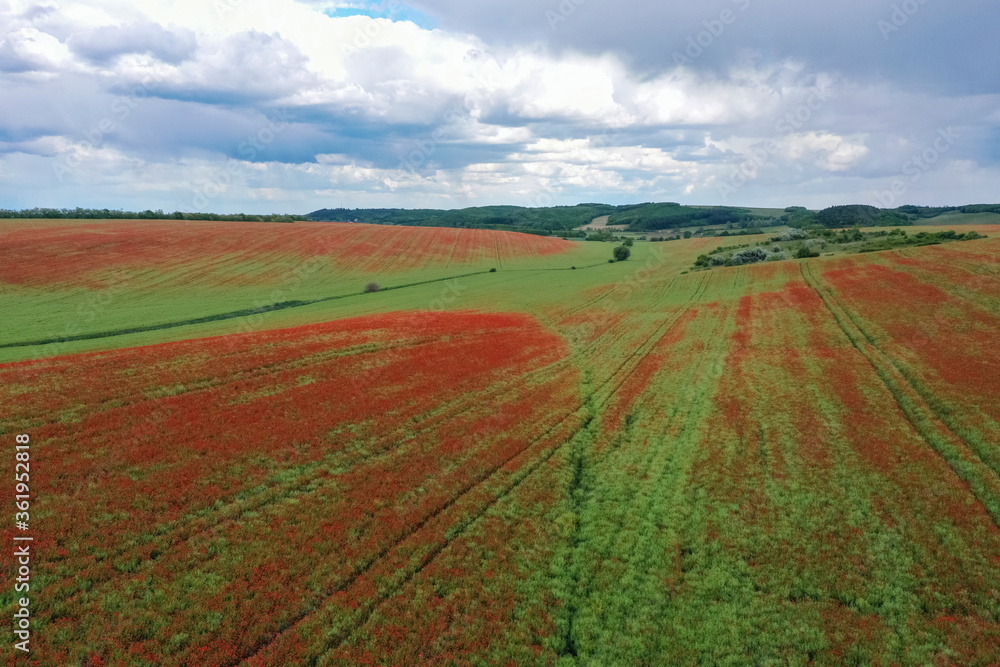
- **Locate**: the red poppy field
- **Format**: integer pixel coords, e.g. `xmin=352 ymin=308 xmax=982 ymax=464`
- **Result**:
xmin=2 ymin=221 xmax=1000 ymax=665
xmin=0 ymin=220 xmax=572 ymax=289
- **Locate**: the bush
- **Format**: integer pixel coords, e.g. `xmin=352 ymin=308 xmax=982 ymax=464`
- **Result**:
xmin=489 ymin=268 xmax=497 ymax=272
xmin=778 ymin=227 xmax=809 ymax=241
xmin=587 ymin=229 xmax=618 ymax=242
xmin=623 ymin=237 xmax=634 ymax=247
xmin=795 ymin=247 xmax=820 ymax=259
xmin=613 ymin=245 xmax=632 ymax=262
xmin=364 ymin=282 xmax=380 ymax=293
xmin=730 ymin=247 xmax=768 ymax=265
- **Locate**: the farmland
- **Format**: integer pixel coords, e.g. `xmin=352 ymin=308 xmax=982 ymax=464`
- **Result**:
xmin=2 ymin=218 xmax=1000 ymax=665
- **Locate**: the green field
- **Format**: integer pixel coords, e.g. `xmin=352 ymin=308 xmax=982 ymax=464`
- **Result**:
xmin=0 ymin=220 xmax=771 ymax=362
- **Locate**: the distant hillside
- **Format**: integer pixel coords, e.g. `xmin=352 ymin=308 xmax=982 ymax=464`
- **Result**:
xmin=307 ymin=203 xmax=771 ymax=233
xmin=308 ymin=202 xmax=1000 ymax=234
xmin=605 ymin=203 xmax=756 ymax=231
xmin=306 ymin=204 xmax=618 ymax=234
xmin=0 ymin=208 xmax=306 ymax=222
xmin=784 ymin=204 xmax=1000 ymax=229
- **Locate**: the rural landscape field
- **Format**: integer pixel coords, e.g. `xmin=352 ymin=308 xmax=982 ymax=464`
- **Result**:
xmin=2 ymin=210 xmax=1000 ymax=665
xmin=3 ymin=0 xmax=999 ymax=664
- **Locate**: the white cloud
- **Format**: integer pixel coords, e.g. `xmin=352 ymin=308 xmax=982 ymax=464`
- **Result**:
xmin=0 ymin=27 xmax=75 ymax=74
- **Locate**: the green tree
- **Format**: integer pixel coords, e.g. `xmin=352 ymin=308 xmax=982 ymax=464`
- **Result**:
xmin=613 ymin=245 xmax=631 ymax=262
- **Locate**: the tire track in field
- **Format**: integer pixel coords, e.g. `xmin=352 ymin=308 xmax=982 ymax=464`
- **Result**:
xmin=238 ymin=273 xmax=715 ymax=666
xmin=229 ymin=389 xmax=587 ymax=667
xmin=308 ymin=410 xmax=587 ymax=667
xmin=581 ymin=274 xmax=711 ymax=393
xmin=559 ymin=280 xmax=735 ymax=660
xmin=802 ymin=258 xmax=1000 ymax=476
xmin=45 ymin=267 xmax=700 ymax=662
xmin=6 ymin=332 xmax=490 ymax=432
xmin=442 ymin=228 xmax=462 ymax=270
xmin=315 ymin=274 xmax=715 ymax=664
xmin=541 ymin=271 xmax=715 ymax=658
xmin=801 ymin=261 xmax=1000 ymax=527
xmin=883 ymin=250 xmax=1000 ymax=315
xmin=42 ymin=355 xmax=577 ymax=610
xmin=560 ymin=264 xmax=683 ymax=324
xmin=635 ymin=306 xmax=738 ymax=662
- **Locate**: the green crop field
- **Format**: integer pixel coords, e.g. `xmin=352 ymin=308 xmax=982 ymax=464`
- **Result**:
xmin=3 ymin=218 xmax=1000 ymax=665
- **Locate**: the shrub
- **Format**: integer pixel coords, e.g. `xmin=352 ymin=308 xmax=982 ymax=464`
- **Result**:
xmin=795 ymin=247 xmax=820 ymax=259
xmin=730 ymin=247 xmax=768 ymax=265
xmin=489 ymin=268 xmax=497 ymax=272
xmin=364 ymin=282 xmax=380 ymax=293
xmin=623 ymin=237 xmax=634 ymax=247
xmin=613 ymin=245 xmax=632 ymax=262
xmin=778 ymin=227 xmax=809 ymax=241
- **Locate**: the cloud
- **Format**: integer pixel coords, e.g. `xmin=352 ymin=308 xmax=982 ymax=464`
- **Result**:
xmin=150 ymin=30 xmax=317 ymax=104
xmin=67 ymin=22 xmax=197 ymax=64
xmin=0 ymin=27 xmax=74 ymax=74
xmin=0 ymin=0 xmax=996 ymax=213
xmin=407 ymin=0 xmax=1000 ymax=95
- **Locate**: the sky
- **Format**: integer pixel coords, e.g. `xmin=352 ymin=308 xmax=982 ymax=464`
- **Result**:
xmin=0 ymin=0 xmax=997 ymax=214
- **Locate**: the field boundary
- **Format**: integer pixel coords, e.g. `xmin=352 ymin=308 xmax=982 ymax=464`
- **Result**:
xmin=0 ymin=270 xmax=495 ymax=351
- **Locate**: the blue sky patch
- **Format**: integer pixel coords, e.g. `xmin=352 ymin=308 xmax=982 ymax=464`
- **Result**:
xmin=324 ymin=3 xmax=437 ymax=29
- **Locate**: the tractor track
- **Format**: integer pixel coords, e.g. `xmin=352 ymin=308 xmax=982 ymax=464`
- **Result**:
xmin=801 ymin=261 xmax=1000 ymax=528
xmin=40 ymin=352 xmax=577 ymax=609
xmin=235 ymin=273 xmax=716 ymax=666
